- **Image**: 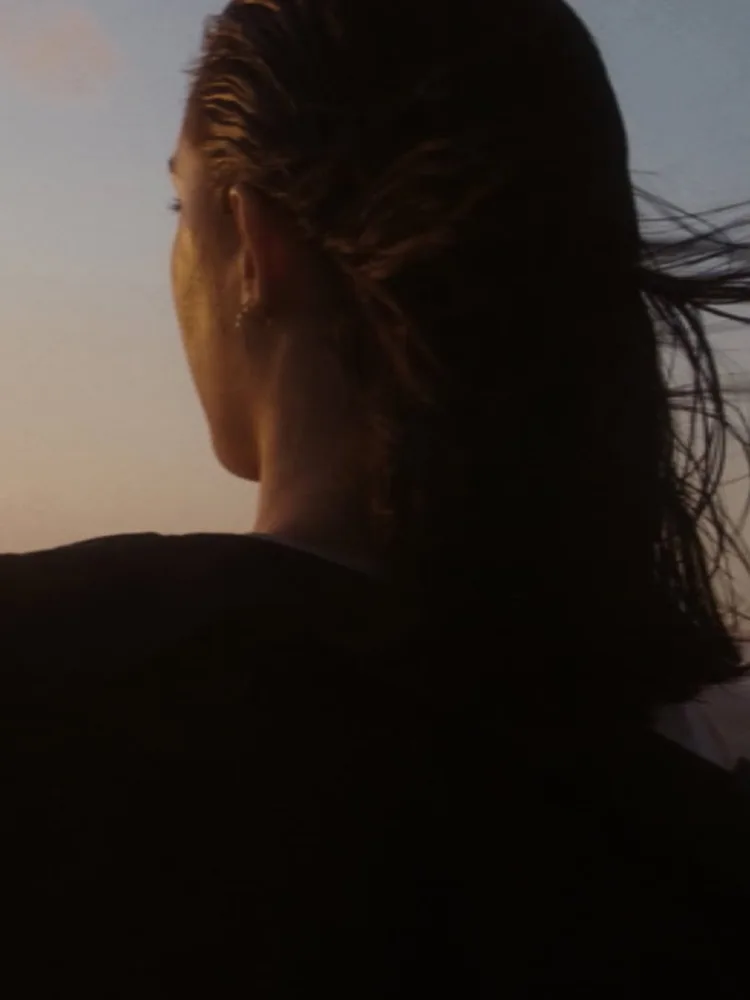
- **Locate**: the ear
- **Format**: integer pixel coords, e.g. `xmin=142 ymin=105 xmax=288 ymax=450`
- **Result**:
xmin=228 ymin=185 xmax=288 ymax=313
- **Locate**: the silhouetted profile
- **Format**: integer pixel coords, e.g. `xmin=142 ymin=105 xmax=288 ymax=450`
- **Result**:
xmin=3 ymin=0 xmax=750 ymax=994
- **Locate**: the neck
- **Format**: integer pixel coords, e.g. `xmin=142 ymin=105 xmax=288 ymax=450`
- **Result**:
xmin=251 ymin=336 xmax=381 ymax=575
xmin=253 ymin=472 xmax=381 ymax=576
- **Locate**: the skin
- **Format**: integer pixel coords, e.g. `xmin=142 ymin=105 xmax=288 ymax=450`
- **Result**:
xmin=169 ymin=131 xmax=379 ymax=574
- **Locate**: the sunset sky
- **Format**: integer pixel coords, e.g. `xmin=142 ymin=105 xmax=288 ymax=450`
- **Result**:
xmin=0 ymin=0 xmax=749 ymax=554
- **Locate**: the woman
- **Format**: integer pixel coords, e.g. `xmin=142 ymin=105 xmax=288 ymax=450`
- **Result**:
xmin=4 ymin=0 xmax=750 ymax=994
xmin=166 ymin=0 xmax=750 ymax=726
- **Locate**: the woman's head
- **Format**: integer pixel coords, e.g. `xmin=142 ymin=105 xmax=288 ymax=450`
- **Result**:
xmin=172 ymin=0 xmax=750 ymax=717
xmin=172 ymin=0 xmax=637 ymax=461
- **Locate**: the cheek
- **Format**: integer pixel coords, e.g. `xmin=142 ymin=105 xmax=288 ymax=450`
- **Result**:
xmin=170 ymin=222 xmax=213 ymax=399
xmin=171 ymin=222 xmax=196 ymax=330
xmin=171 ymin=222 xmax=215 ymax=367
xmin=169 ymin=215 xmax=258 ymax=480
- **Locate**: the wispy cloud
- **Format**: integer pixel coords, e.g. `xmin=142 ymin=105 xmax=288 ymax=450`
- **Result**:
xmin=0 ymin=3 xmax=120 ymax=98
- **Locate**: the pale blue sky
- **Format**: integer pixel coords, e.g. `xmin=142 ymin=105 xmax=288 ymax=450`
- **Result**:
xmin=0 ymin=0 xmax=748 ymax=552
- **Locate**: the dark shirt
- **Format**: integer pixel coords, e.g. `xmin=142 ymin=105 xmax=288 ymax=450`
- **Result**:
xmin=0 ymin=533 xmax=749 ymax=997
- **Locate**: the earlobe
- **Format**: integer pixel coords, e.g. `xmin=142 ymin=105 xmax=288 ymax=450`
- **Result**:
xmin=237 ymin=271 xmax=254 ymax=312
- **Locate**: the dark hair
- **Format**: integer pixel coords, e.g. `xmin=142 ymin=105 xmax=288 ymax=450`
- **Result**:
xmin=185 ymin=0 xmax=750 ymax=720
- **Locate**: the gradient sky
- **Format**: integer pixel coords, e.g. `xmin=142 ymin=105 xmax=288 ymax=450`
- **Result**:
xmin=0 ymin=0 xmax=748 ymax=554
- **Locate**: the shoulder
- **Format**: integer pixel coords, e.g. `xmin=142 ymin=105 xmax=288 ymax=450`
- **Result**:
xmin=0 ymin=532 xmax=311 ymax=673
xmin=0 ymin=532 xmax=255 ymax=624
xmin=0 ymin=531 xmax=396 ymax=686
xmin=0 ymin=531 xmax=256 ymax=593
